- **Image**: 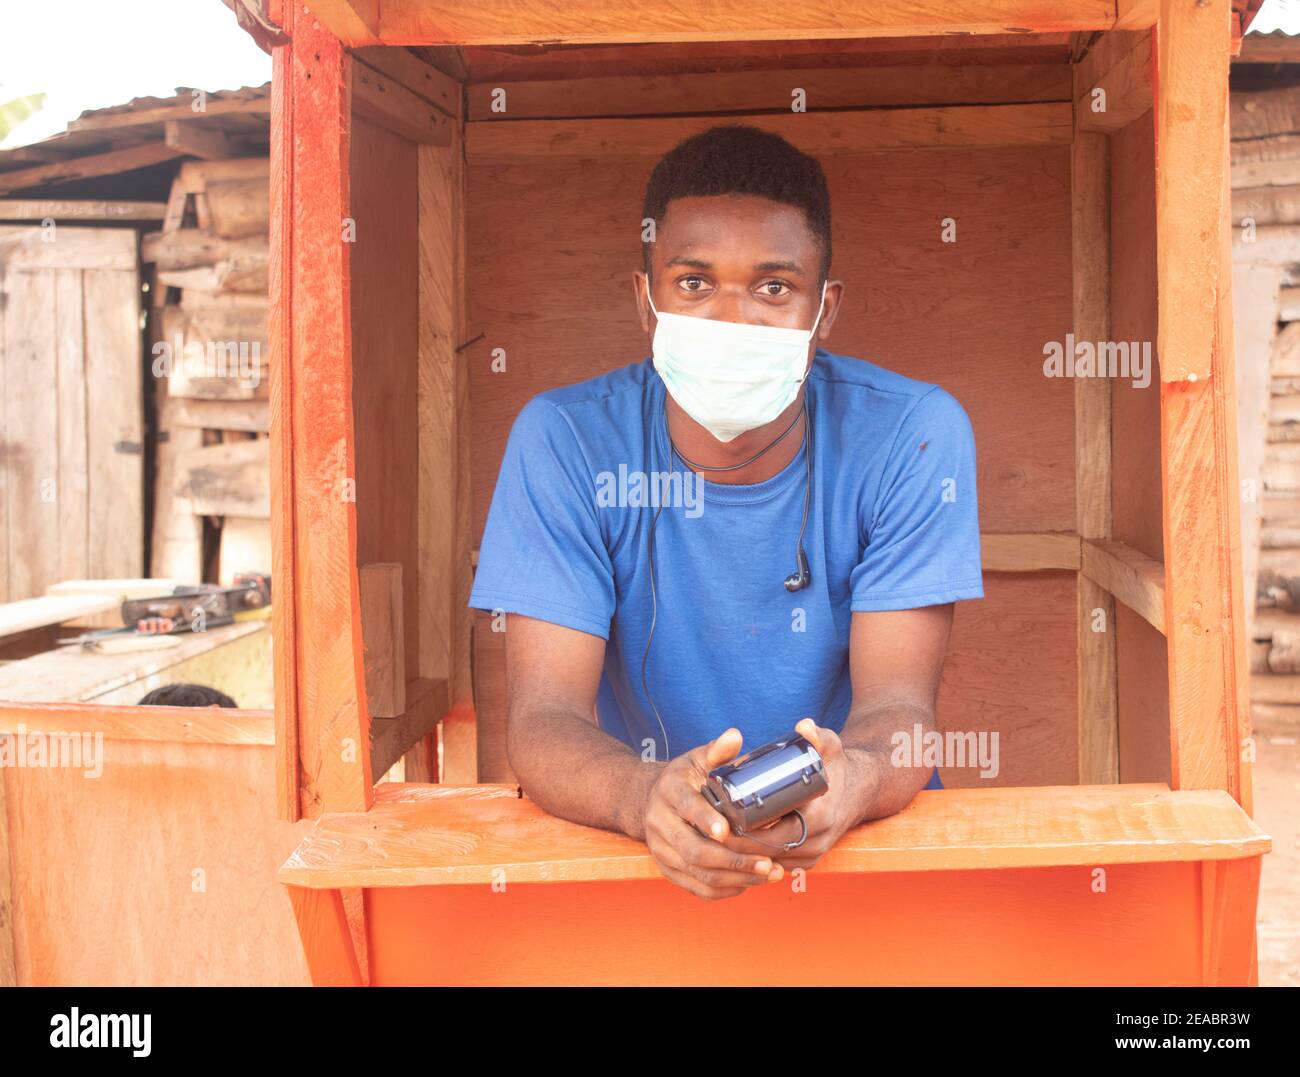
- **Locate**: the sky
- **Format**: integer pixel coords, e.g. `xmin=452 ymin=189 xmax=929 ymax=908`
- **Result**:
xmin=0 ymin=0 xmax=271 ymax=149
xmin=2 ymin=0 xmax=1300 ymax=150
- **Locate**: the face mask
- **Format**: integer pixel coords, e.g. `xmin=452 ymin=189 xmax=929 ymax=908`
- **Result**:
xmin=648 ymin=280 xmax=827 ymax=443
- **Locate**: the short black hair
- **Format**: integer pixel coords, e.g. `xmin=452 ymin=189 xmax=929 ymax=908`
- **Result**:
xmin=137 ymin=683 xmax=238 ymax=707
xmin=641 ymin=124 xmax=832 ymax=287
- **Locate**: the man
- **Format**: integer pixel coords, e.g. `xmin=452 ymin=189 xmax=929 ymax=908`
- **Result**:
xmin=470 ymin=124 xmax=983 ymax=901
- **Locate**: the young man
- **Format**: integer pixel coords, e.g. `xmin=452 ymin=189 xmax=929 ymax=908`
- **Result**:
xmin=470 ymin=124 xmax=983 ymax=901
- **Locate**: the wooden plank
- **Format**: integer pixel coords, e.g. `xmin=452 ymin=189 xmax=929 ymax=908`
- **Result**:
xmin=0 ymin=142 xmax=182 ymax=195
xmin=274 ymin=3 xmax=372 ymax=819
xmin=0 ymin=200 xmax=167 ymax=222
xmin=467 ymin=103 xmax=1073 ymax=163
xmin=285 ymin=885 xmax=364 ymax=986
xmin=1231 ymin=84 xmax=1300 ymax=141
xmin=0 ymin=593 xmax=119 ymax=638
xmin=466 ymin=63 xmax=1072 ymax=122
xmin=1071 ymin=78 xmax=1119 ymax=784
xmin=352 ymin=47 xmax=462 ymax=118
xmin=1074 ymin=30 xmax=1154 ymax=133
xmin=54 ymin=269 xmax=88 ymax=585
xmin=349 ymin=59 xmax=454 ymax=146
xmin=2 ymin=268 xmax=59 ymax=602
xmin=360 ymin=563 xmax=406 ymax=719
xmin=83 ymin=265 xmax=144 ymax=581
xmin=0 ymin=224 xmax=136 ymax=270
xmin=174 ymin=438 xmax=270 ymax=519
xmin=1156 ymin=0 xmax=1247 ymax=798
xmin=1081 ymin=538 xmax=1166 ymax=634
xmin=278 ymin=783 xmax=1268 ymax=889
xmin=164 ymin=120 xmax=234 ymax=160
xmin=67 ymin=97 xmax=270 ymax=133
xmin=0 ymin=697 xmax=273 ymax=743
xmin=336 ymin=1 xmax=1119 ymax=47
xmin=979 ymin=531 xmax=1081 ymax=571
xmin=0 ymin=620 xmax=267 ymax=704
xmin=369 ymin=676 xmax=450 ymax=779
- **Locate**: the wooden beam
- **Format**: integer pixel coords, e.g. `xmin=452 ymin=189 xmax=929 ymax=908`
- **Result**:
xmin=1071 ymin=58 xmax=1119 ymax=785
xmin=0 ymin=700 xmax=273 ymax=744
xmin=67 ymin=97 xmax=270 ymax=133
xmin=467 ymin=103 xmax=1072 ymax=164
xmin=0 ymin=142 xmax=181 ymax=195
xmin=270 ymin=2 xmax=372 ymax=820
xmin=369 ymin=676 xmax=450 ymax=779
xmin=312 ymin=1 xmax=1119 ymax=47
xmin=0 ymin=199 xmax=167 ymax=221
xmin=979 ymin=532 xmax=1081 ymax=572
xmin=164 ymin=120 xmax=235 ymax=160
xmin=1080 ymin=539 xmax=1166 ymax=634
xmin=1074 ymin=30 xmax=1154 ymax=133
xmin=466 ymin=63 xmax=1072 ymax=122
xmin=360 ymin=563 xmax=406 ymax=719
xmin=349 ymin=58 xmax=454 ymax=145
xmin=1156 ymin=0 xmax=1250 ymax=801
xmin=352 ymin=47 xmax=461 ymax=118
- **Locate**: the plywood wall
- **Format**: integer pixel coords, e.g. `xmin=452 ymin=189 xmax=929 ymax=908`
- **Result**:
xmin=464 ymin=137 xmax=1078 ymax=785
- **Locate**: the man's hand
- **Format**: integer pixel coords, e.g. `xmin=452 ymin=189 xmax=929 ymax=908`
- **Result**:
xmin=639 ymin=727 xmax=786 ymax=901
xmin=711 ymin=718 xmax=878 ymax=873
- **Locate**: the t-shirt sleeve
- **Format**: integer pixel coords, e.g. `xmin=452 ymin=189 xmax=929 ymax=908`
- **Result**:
xmin=850 ymin=386 xmax=984 ymax=611
xmin=468 ymin=395 xmax=615 ymax=639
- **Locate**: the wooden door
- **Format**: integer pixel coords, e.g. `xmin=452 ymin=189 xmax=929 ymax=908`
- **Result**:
xmin=0 ymin=225 xmax=143 ymax=602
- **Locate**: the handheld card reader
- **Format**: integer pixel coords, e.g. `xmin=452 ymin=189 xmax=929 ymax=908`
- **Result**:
xmin=702 ymin=731 xmax=829 ymax=851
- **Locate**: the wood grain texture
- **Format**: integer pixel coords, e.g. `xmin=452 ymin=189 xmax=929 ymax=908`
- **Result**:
xmin=335 ymin=1 xmax=1119 ymax=46
xmin=1156 ymin=0 xmax=1248 ymax=799
xmin=274 ymin=5 xmax=372 ymax=819
xmin=279 ymin=782 xmax=1267 ymax=888
xmin=7 ymin=738 xmax=312 ymax=985
xmin=1081 ymin=538 xmax=1166 ymax=634
xmin=467 ymin=104 xmax=1072 ymax=164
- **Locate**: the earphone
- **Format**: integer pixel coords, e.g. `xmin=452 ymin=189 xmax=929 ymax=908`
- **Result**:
xmin=640 ymin=385 xmax=816 ymax=761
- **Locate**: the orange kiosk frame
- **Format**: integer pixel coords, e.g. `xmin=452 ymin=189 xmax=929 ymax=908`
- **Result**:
xmin=261 ymin=0 xmax=1271 ymax=986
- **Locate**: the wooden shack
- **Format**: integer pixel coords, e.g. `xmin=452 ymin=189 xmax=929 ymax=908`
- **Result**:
xmin=2 ymin=0 xmax=1276 ymax=986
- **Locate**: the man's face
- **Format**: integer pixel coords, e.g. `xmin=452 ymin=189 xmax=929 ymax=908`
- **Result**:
xmin=637 ymin=193 xmax=833 ymax=373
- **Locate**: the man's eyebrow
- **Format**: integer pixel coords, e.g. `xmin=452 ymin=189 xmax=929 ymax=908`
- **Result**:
xmin=661 ymin=255 xmax=806 ymax=274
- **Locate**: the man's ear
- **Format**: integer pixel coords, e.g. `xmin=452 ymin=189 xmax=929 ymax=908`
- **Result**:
xmin=633 ymin=270 xmax=651 ymax=334
xmin=817 ymin=278 xmax=843 ymax=342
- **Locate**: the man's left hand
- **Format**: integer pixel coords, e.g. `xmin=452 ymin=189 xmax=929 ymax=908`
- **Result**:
xmin=713 ymin=718 xmax=876 ymax=873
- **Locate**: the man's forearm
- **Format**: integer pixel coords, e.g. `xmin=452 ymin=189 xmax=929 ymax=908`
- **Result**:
xmin=838 ymin=699 xmax=938 ymax=824
xmin=507 ymin=704 xmax=663 ymax=841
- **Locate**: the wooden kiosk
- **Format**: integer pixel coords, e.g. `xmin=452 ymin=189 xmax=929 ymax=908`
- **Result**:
xmin=262 ymin=0 xmax=1271 ymax=985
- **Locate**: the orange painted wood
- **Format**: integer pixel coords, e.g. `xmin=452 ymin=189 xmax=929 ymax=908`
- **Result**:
xmin=0 ymin=701 xmax=273 ymax=744
xmin=277 ymin=785 xmax=1266 ymax=986
xmin=359 ymin=858 xmax=1258 ymax=985
xmin=271 ymin=2 xmax=372 ymax=819
xmin=303 ymin=1 xmax=1120 ymax=47
xmin=1154 ymin=0 xmax=1249 ymax=801
xmin=286 ymin=885 xmax=363 ymax=986
xmin=279 ymin=784 xmax=1267 ymax=888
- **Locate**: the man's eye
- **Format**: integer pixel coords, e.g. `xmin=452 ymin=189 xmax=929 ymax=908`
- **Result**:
xmin=680 ymin=276 xmax=706 ymax=291
xmin=761 ymin=281 xmax=790 ymax=296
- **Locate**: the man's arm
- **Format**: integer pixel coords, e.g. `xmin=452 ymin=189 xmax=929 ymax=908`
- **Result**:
xmin=504 ymin=613 xmax=656 ymax=840
xmin=505 ymin=613 xmax=783 ymax=899
xmin=839 ymin=603 xmax=955 ymax=822
xmin=727 ymin=603 xmax=955 ymax=869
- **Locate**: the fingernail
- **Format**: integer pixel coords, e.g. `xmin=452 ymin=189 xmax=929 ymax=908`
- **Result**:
xmin=756 ymin=859 xmax=771 ymax=874
xmin=712 ymin=822 xmax=724 ymax=838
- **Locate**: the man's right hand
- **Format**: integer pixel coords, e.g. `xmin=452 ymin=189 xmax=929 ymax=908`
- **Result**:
xmin=638 ymin=727 xmax=785 ymax=901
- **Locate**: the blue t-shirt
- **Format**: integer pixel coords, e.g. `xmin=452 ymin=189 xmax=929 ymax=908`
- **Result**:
xmin=469 ymin=348 xmax=984 ymax=789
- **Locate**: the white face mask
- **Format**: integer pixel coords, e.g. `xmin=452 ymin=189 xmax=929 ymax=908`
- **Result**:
xmin=648 ymin=280 xmax=827 ymax=443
